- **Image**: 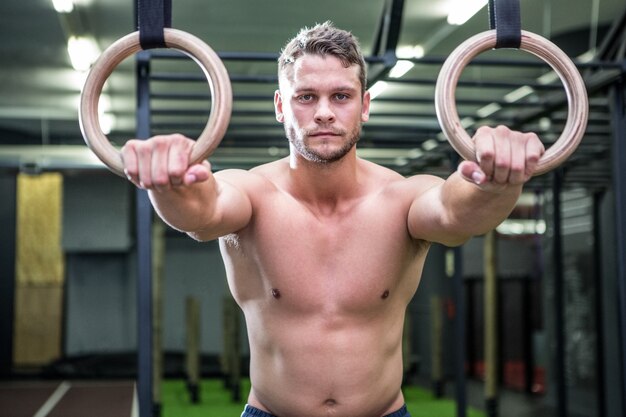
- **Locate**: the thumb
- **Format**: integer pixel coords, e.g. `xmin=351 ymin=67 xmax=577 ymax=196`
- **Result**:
xmin=183 ymin=161 xmax=212 ymax=185
xmin=457 ymin=160 xmax=487 ymax=186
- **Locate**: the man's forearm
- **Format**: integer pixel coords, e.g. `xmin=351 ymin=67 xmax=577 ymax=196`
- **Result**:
xmin=148 ymin=180 xmax=217 ymax=234
xmin=441 ymin=171 xmax=522 ymax=238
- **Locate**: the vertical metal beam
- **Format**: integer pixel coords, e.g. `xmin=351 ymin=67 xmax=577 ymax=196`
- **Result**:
xmin=0 ymin=175 xmax=16 ymax=377
xmin=136 ymin=50 xmax=154 ymax=417
xmin=368 ymin=0 xmax=404 ymax=84
xmin=484 ymin=230 xmax=498 ymax=417
xmin=610 ymin=79 xmax=626 ymax=416
xmin=592 ymin=191 xmax=607 ymax=417
xmin=552 ymin=169 xmax=567 ymax=417
xmin=453 ymin=246 xmax=467 ymax=417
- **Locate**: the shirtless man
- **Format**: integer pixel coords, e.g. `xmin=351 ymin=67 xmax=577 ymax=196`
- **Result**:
xmin=121 ymin=22 xmax=544 ymax=417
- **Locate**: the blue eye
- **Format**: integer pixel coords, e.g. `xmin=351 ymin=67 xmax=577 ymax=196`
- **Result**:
xmin=298 ymin=94 xmax=314 ymax=102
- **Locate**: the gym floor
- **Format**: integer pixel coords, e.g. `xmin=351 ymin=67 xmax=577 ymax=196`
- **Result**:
xmin=0 ymin=379 xmax=491 ymax=417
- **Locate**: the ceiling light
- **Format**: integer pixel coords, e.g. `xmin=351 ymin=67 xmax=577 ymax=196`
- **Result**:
xmin=396 ymin=45 xmax=425 ymax=60
xmin=537 ymin=71 xmax=559 ymax=85
xmin=407 ymin=148 xmax=424 ymax=159
xmin=447 ymin=0 xmax=488 ymax=26
xmin=461 ymin=117 xmax=475 ymax=128
xmin=476 ymin=102 xmax=501 ymax=118
xmin=422 ymin=139 xmax=439 ymax=151
xmin=504 ymin=85 xmax=535 ymax=103
xmin=67 ymin=36 xmax=100 ymax=71
xmin=100 ymin=113 xmax=116 ymax=135
xmin=52 ymin=0 xmax=74 ymax=13
xmin=389 ymin=60 xmax=415 ymax=78
xmin=496 ymin=219 xmax=546 ymax=235
xmin=396 ymin=45 xmax=416 ymax=59
xmin=368 ymin=81 xmax=388 ymax=100
xmin=539 ymin=117 xmax=551 ymax=131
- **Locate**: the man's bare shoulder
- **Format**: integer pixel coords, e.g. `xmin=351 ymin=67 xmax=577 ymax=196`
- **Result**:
xmin=214 ymin=158 xmax=287 ymax=192
xmin=361 ymin=158 xmax=444 ymax=196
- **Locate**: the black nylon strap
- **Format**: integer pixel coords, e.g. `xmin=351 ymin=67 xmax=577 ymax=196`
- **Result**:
xmin=488 ymin=0 xmax=521 ymax=49
xmin=137 ymin=0 xmax=172 ymax=50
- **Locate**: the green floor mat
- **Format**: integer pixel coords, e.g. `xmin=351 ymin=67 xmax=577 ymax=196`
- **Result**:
xmin=161 ymin=379 xmax=485 ymax=417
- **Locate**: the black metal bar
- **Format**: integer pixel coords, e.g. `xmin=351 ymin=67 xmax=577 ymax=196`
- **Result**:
xmin=368 ymin=0 xmax=404 ymax=85
xmin=552 ymin=168 xmax=567 ymax=417
xmin=453 ymin=245 xmax=467 ymax=417
xmin=136 ymin=50 xmax=154 ymax=417
xmin=383 ymin=0 xmax=405 ymax=56
xmin=522 ymin=276 xmax=533 ymax=395
xmin=0 ymin=175 xmax=16 ymax=377
xmin=370 ymin=0 xmax=388 ymax=57
xmin=597 ymin=7 xmax=626 ymax=61
xmin=150 ymin=73 xmax=278 ymax=84
xmin=152 ymin=50 xmax=281 ymax=61
xmin=387 ymin=77 xmax=563 ymax=91
xmin=610 ymin=78 xmax=626 ymax=416
xmin=592 ymin=191 xmax=607 ymax=417
xmin=148 ymin=45 xmax=622 ymax=70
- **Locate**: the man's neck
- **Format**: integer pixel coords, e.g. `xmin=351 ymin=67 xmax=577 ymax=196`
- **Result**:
xmin=287 ymin=147 xmax=363 ymax=211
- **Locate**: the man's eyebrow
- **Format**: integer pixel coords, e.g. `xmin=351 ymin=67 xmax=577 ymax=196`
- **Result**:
xmin=294 ymin=85 xmax=358 ymax=94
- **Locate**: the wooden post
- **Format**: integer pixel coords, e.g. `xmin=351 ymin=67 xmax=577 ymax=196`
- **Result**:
xmin=222 ymin=295 xmax=241 ymax=402
xmin=484 ymin=230 xmax=498 ymax=417
xmin=152 ymin=219 xmax=165 ymax=416
xmin=431 ymin=296 xmax=444 ymax=397
xmin=186 ymin=296 xmax=201 ymax=403
xmin=402 ymin=312 xmax=412 ymax=381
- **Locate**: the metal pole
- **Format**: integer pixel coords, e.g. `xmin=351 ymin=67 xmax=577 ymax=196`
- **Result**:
xmin=484 ymin=230 xmax=498 ymax=417
xmin=552 ymin=169 xmax=567 ymax=417
xmin=453 ymin=246 xmax=467 ymax=417
xmin=592 ymin=191 xmax=607 ymax=417
xmin=136 ymin=50 xmax=154 ymax=417
xmin=610 ymin=79 xmax=626 ymax=416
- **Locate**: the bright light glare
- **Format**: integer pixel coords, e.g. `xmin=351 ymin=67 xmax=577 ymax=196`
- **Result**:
xmin=476 ymin=102 xmax=502 ymax=118
xmin=52 ymin=0 xmax=74 ymax=13
xmin=100 ymin=113 xmax=116 ymax=135
xmin=447 ymin=0 xmax=488 ymax=26
xmin=368 ymin=81 xmax=388 ymax=100
xmin=67 ymin=36 xmax=100 ymax=71
xmin=496 ymin=219 xmax=546 ymax=235
xmin=389 ymin=60 xmax=415 ymax=78
xmin=504 ymin=85 xmax=535 ymax=103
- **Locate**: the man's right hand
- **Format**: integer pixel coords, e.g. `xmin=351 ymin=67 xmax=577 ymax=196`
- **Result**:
xmin=121 ymin=134 xmax=212 ymax=191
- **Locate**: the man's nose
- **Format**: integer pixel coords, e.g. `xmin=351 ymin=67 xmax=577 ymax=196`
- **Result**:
xmin=314 ymin=99 xmax=335 ymax=124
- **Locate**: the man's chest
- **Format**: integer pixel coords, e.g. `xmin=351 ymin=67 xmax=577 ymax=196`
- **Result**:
xmin=237 ymin=196 xmax=420 ymax=309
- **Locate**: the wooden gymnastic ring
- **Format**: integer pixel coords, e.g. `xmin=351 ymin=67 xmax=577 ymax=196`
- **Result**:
xmin=79 ymin=28 xmax=232 ymax=177
xmin=435 ymin=30 xmax=588 ymax=176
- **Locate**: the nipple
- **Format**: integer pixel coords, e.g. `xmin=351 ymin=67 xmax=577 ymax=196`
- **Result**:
xmin=381 ymin=290 xmax=390 ymax=299
xmin=271 ymin=288 xmax=281 ymax=299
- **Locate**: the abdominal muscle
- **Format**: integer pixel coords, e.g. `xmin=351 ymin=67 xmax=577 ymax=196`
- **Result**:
xmin=242 ymin=303 xmax=407 ymax=417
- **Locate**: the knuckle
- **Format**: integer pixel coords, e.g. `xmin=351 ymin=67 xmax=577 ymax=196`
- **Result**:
xmin=152 ymin=175 xmax=170 ymax=187
xmin=494 ymin=125 xmax=510 ymax=135
xmin=495 ymin=160 xmax=509 ymax=170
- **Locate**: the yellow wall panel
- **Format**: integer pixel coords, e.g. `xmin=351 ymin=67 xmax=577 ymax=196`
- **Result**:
xmin=13 ymin=173 xmax=64 ymax=366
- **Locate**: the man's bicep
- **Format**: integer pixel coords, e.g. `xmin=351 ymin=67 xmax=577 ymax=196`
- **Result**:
xmin=405 ymin=175 xmax=466 ymax=246
xmin=192 ymin=170 xmax=254 ymax=241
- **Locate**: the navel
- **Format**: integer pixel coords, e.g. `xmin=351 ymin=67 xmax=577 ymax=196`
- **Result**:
xmin=271 ymin=288 xmax=281 ymax=299
xmin=381 ymin=290 xmax=390 ymax=299
xmin=324 ymin=398 xmax=337 ymax=406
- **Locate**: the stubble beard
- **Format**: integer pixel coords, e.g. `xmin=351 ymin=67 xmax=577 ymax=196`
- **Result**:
xmin=286 ymin=124 xmax=361 ymax=164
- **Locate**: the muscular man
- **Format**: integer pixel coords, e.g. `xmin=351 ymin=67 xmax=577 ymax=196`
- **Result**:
xmin=122 ymin=22 xmax=544 ymax=417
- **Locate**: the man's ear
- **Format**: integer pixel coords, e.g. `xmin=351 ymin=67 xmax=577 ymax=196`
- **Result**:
xmin=274 ymin=90 xmax=284 ymax=123
xmin=361 ymin=90 xmax=371 ymax=123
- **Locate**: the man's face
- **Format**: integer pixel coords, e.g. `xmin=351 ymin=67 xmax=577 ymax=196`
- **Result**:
xmin=274 ymin=54 xmax=371 ymax=163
